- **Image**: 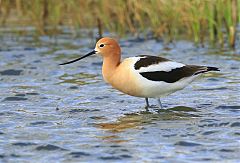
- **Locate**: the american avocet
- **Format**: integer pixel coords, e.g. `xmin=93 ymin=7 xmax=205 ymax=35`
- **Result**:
xmin=60 ymin=37 xmax=219 ymax=110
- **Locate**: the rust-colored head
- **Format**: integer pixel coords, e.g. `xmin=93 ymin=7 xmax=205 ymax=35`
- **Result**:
xmin=95 ymin=37 xmax=121 ymax=58
xmin=59 ymin=37 xmax=121 ymax=66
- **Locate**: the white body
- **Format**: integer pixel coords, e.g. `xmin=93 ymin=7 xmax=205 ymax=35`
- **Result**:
xmin=104 ymin=56 xmax=201 ymax=98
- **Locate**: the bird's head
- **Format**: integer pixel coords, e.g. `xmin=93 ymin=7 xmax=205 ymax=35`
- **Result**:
xmin=59 ymin=37 xmax=120 ymax=65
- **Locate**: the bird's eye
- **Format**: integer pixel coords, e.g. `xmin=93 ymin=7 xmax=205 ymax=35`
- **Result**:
xmin=99 ymin=44 xmax=105 ymax=48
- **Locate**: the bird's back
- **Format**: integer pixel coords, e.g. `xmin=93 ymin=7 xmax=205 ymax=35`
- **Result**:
xmin=105 ymin=55 xmax=219 ymax=98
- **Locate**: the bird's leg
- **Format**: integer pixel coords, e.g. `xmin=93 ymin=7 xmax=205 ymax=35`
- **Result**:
xmin=145 ymin=98 xmax=149 ymax=111
xmin=157 ymin=98 xmax=163 ymax=109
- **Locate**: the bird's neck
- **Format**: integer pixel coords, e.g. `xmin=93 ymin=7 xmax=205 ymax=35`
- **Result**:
xmin=102 ymin=54 xmax=121 ymax=83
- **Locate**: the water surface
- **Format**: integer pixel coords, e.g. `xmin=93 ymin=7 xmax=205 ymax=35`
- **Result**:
xmin=0 ymin=31 xmax=240 ymax=162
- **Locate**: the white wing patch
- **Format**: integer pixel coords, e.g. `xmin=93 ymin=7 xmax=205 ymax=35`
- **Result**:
xmin=137 ymin=61 xmax=185 ymax=73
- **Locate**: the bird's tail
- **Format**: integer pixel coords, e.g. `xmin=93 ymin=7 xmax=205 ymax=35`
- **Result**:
xmin=206 ymin=66 xmax=220 ymax=72
xmin=194 ymin=66 xmax=220 ymax=75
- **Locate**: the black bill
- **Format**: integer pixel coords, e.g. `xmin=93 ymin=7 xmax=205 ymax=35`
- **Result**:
xmin=59 ymin=50 xmax=96 ymax=65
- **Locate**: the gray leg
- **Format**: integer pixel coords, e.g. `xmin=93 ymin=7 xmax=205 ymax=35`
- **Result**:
xmin=157 ymin=98 xmax=163 ymax=109
xmin=145 ymin=98 xmax=149 ymax=111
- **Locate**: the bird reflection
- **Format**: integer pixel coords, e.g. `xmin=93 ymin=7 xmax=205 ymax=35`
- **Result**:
xmin=96 ymin=106 xmax=199 ymax=133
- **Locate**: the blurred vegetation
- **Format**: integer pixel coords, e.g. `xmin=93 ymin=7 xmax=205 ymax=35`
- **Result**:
xmin=0 ymin=0 xmax=239 ymax=48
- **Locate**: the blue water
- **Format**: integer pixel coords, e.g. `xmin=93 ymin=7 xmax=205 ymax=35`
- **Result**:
xmin=0 ymin=31 xmax=240 ymax=162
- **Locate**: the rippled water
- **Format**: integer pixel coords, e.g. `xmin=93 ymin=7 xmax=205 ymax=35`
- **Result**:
xmin=0 ymin=31 xmax=240 ymax=162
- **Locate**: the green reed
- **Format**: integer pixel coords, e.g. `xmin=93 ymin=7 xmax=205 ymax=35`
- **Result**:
xmin=0 ymin=0 xmax=239 ymax=48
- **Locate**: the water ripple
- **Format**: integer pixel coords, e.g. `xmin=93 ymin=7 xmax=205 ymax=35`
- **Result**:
xmin=0 ymin=33 xmax=239 ymax=162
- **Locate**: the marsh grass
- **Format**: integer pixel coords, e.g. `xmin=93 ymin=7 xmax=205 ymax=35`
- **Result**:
xmin=0 ymin=0 xmax=239 ymax=48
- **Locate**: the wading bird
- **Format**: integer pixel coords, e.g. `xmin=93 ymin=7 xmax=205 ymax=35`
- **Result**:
xmin=60 ymin=37 xmax=219 ymax=110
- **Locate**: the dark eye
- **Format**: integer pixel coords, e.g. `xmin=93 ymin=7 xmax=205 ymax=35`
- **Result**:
xmin=99 ymin=44 xmax=105 ymax=48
